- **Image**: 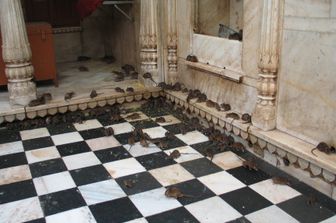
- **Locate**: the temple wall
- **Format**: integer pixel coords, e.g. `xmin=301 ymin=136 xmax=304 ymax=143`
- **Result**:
xmin=176 ymin=0 xmax=260 ymax=114
xmin=54 ymin=2 xmax=139 ymax=66
xmin=277 ymin=0 xmax=336 ymax=146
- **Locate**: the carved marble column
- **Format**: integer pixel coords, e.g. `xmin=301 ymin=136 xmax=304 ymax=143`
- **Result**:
xmin=0 ymin=0 xmax=36 ymax=106
xmin=140 ymin=0 xmax=159 ymax=84
xmin=167 ymin=0 xmax=178 ymax=84
xmin=252 ymin=0 xmax=282 ymax=131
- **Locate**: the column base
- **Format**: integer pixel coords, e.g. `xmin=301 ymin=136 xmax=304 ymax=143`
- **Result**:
xmin=252 ymin=103 xmax=276 ymax=131
xmin=8 ymin=81 xmax=37 ymax=106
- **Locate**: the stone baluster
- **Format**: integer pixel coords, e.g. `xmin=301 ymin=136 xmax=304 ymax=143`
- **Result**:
xmin=140 ymin=0 xmax=159 ymax=85
xmin=252 ymin=0 xmax=283 ymax=131
xmin=0 ymin=0 xmax=37 ymax=106
xmin=167 ymin=0 xmax=178 ymax=83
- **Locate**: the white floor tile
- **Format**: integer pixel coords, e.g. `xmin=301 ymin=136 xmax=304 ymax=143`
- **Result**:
xmin=185 ymin=196 xmax=242 ymax=223
xmin=245 ymin=205 xmax=300 ymax=223
xmin=0 ymin=197 xmax=43 ymax=223
xmin=62 ymin=152 xmax=101 ymax=170
xmin=106 ymin=122 xmax=134 ymax=135
xmin=142 ymin=127 xmax=167 ymax=139
xmin=164 ymin=146 xmax=203 ymax=163
xmin=176 ymin=131 xmax=209 ymax=145
xmin=78 ymin=180 xmax=126 ymax=205
xmin=249 ymin=179 xmax=301 ymax=204
xmin=33 ymin=171 xmax=76 ymax=195
xmin=198 ymin=171 xmax=245 ymax=195
xmin=74 ymin=119 xmax=103 ymax=131
xmin=20 ymin=127 xmax=50 ymax=140
xmin=129 ymin=187 xmax=182 ymax=217
xmin=152 ymin=115 xmax=181 ymax=126
xmin=320 ymin=215 xmax=336 ymax=223
xmin=124 ymin=218 xmax=148 ymax=223
xmin=211 ymin=151 xmax=243 ymax=170
xmin=0 ymin=165 xmax=32 ymax=186
xmin=0 ymin=141 xmax=23 ymax=156
xmin=46 ymin=207 xmax=96 ymax=223
xmin=104 ymin=158 xmax=146 ymax=178
xmin=124 ymin=142 xmax=161 ymax=157
xmin=86 ymin=136 xmax=121 ymax=151
xmin=25 ymin=146 xmax=60 ymax=164
xmin=149 ymin=164 xmax=194 ymax=186
xmin=51 ymin=132 xmax=83 ymax=146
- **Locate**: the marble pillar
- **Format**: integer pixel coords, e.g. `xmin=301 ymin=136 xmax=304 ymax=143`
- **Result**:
xmin=140 ymin=0 xmax=159 ymax=84
xmin=0 ymin=0 xmax=37 ymax=106
xmin=252 ymin=0 xmax=283 ymax=131
xmin=167 ymin=0 xmax=178 ymax=84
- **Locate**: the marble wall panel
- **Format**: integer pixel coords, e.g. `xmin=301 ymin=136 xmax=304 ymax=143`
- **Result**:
xmin=277 ymin=30 xmax=336 ymax=146
xmin=284 ymin=0 xmax=331 ymax=18
xmin=230 ymin=0 xmax=244 ymax=31
xmin=197 ymin=0 xmax=230 ymax=36
xmin=192 ymin=34 xmax=242 ymax=70
xmin=53 ymin=32 xmax=81 ymax=63
xmin=332 ymin=0 xmax=336 ymax=17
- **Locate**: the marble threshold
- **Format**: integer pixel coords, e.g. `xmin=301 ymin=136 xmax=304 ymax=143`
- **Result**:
xmin=164 ymin=90 xmax=336 ymax=199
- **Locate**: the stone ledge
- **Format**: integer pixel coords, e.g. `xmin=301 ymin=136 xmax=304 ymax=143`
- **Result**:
xmin=0 ymin=87 xmax=162 ymax=124
xmin=164 ymin=90 xmax=336 ymax=199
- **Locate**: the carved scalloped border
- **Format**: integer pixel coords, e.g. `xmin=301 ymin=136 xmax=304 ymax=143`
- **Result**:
xmin=164 ymin=91 xmax=336 ymax=194
xmin=0 ymin=91 xmax=162 ymax=124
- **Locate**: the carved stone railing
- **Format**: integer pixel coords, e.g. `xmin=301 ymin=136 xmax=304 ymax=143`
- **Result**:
xmin=167 ymin=0 xmax=178 ymax=83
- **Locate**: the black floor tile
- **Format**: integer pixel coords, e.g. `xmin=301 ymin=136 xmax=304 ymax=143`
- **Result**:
xmin=141 ymin=108 xmax=170 ymax=118
xmin=161 ymin=136 xmax=187 ymax=150
xmin=89 ymin=197 xmax=142 ymax=223
xmin=278 ymin=195 xmax=335 ymax=223
xmin=191 ymin=141 xmax=223 ymax=155
xmin=39 ymin=188 xmax=86 ymax=216
xmin=171 ymin=179 xmax=215 ymax=205
xmin=79 ymin=128 xmax=105 ymax=140
xmin=227 ymin=166 xmax=270 ymax=185
xmin=131 ymin=120 xmax=159 ymax=129
xmin=226 ymin=217 xmax=252 ymax=223
xmin=29 ymin=158 xmax=67 ymax=178
xmin=97 ymin=117 xmax=126 ymax=126
xmin=94 ymin=146 xmax=132 ymax=163
xmin=163 ymin=123 xmax=189 ymax=135
xmin=47 ymin=123 xmax=76 ymax=135
xmin=0 ymin=180 xmax=36 ymax=204
xmin=70 ymin=165 xmax=112 ymax=186
xmin=0 ymin=129 xmax=21 ymax=144
xmin=0 ymin=152 xmax=27 ymax=169
xmin=135 ymin=152 xmax=176 ymax=170
xmin=116 ymin=172 xmax=162 ymax=195
xmin=24 ymin=218 xmax=46 ymax=223
xmin=146 ymin=207 xmax=200 ymax=223
xmin=22 ymin=137 xmax=54 ymax=151
xmin=56 ymin=141 xmax=91 ymax=157
xmin=114 ymin=132 xmax=139 ymax=145
xmin=181 ymin=158 xmax=222 ymax=177
xmin=220 ymin=187 xmax=272 ymax=215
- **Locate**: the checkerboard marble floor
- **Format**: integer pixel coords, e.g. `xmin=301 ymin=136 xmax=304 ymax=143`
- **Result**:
xmin=0 ymin=110 xmax=335 ymax=223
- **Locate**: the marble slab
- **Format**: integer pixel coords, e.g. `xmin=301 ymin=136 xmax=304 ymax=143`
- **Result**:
xmin=124 ymin=142 xmax=161 ymax=157
xmin=103 ymin=158 xmax=146 ymax=178
xmin=149 ymin=164 xmax=195 ymax=186
xmin=0 ymin=197 xmax=44 ymax=223
xmin=33 ymin=171 xmax=76 ymax=195
xmin=249 ymin=179 xmax=301 ymax=204
xmin=245 ymin=205 xmax=300 ymax=223
xmin=0 ymin=141 xmax=23 ymax=156
xmin=51 ymin=132 xmax=84 ymax=146
xmin=164 ymin=146 xmax=203 ymax=163
xmin=0 ymin=165 xmax=32 ymax=186
xmin=62 ymin=152 xmax=101 ymax=170
xmin=78 ymin=180 xmax=126 ymax=205
xmin=74 ymin=120 xmax=103 ymax=131
xmin=185 ymin=196 xmax=242 ymax=223
xmin=211 ymin=151 xmax=243 ymax=170
xmin=129 ymin=187 xmax=182 ymax=217
xmin=86 ymin=136 xmax=121 ymax=151
xmin=25 ymin=146 xmax=61 ymax=164
xmin=45 ymin=207 xmax=96 ymax=223
xmin=20 ymin=128 xmax=50 ymax=140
